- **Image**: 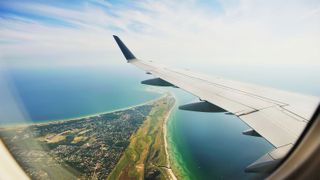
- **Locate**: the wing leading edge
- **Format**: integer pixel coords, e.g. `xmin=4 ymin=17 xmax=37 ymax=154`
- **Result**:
xmin=112 ymin=35 xmax=319 ymax=172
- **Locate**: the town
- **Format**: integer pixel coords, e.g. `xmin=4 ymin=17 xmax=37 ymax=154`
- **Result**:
xmin=0 ymin=100 xmax=155 ymax=179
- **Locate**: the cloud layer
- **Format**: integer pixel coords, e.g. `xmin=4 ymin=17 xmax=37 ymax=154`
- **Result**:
xmin=0 ymin=0 xmax=319 ymax=67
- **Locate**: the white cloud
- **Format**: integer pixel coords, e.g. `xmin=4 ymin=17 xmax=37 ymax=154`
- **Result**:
xmin=0 ymin=0 xmax=319 ymax=67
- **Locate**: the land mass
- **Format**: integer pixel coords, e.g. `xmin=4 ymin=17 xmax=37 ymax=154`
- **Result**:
xmin=0 ymin=94 xmax=176 ymax=180
xmin=108 ymin=93 xmax=176 ymax=180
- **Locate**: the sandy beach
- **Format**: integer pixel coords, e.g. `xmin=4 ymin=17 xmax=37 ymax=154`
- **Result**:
xmin=163 ymin=98 xmax=178 ymax=180
xmin=1 ymin=90 xmax=179 ymax=179
xmin=1 ymin=94 xmax=167 ymax=129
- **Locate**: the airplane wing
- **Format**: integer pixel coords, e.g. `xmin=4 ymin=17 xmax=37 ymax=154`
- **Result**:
xmin=113 ymin=35 xmax=319 ymax=172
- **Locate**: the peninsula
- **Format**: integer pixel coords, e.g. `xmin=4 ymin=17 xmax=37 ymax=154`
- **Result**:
xmin=108 ymin=93 xmax=176 ymax=180
xmin=0 ymin=94 xmax=176 ymax=180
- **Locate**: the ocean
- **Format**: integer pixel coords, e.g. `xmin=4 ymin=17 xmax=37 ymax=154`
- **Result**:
xmin=0 ymin=65 xmax=159 ymax=125
xmin=1 ymin=64 xmax=319 ymax=179
xmin=167 ymin=89 xmax=272 ymax=179
xmin=166 ymin=64 xmax=320 ymax=180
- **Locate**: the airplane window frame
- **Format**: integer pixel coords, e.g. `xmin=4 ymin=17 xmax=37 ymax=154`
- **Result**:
xmin=269 ymin=104 xmax=320 ymax=179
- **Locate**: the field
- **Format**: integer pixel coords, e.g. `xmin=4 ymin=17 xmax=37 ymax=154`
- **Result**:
xmin=0 ymin=97 xmax=157 ymax=179
xmin=108 ymin=94 xmax=175 ymax=180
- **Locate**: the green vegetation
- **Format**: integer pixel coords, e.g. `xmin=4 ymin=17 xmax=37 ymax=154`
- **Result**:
xmin=0 ymin=94 xmax=175 ymax=180
xmin=0 ymin=99 xmax=156 ymax=179
xmin=108 ymin=95 xmax=175 ymax=180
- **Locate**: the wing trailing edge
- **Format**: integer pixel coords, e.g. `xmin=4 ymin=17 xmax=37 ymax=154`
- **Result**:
xmin=245 ymin=144 xmax=292 ymax=173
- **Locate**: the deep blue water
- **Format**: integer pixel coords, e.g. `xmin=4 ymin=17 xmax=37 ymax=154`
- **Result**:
xmin=0 ymin=65 xmax=159 ymax=124
xmin=168 ymin=89 xmax=272 ymax=180
xmin=166 ymin=64 xmax=320 ymax=180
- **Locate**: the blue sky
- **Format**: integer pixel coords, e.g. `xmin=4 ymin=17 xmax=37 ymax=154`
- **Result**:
xmin=0 ymin=0 xmax=319 ymax=67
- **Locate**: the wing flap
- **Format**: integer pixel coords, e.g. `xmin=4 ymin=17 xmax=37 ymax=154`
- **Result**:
xmin=240 ymin=106 xmax=306 ymax=147
xmin=174 ymin=68 xmax=319 ymax=120
xmin=245 ymin=144 xmax=292 ymax=173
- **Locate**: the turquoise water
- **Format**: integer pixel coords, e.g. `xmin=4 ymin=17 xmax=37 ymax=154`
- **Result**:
xmin=1 ymin=64 xmax=319 ymax=179
xmin=166 ymin=64 xmax=320 ymax=180
xmin=167 ymin=89 xmax=272 ymax=180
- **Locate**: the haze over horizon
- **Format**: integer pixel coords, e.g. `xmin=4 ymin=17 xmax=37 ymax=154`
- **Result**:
xmin=0 ymin=0 xmax=319 ymax=68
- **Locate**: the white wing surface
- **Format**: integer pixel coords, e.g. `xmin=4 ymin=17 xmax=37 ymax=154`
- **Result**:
xmin=113 ymin=35 xmax=319 ymax=172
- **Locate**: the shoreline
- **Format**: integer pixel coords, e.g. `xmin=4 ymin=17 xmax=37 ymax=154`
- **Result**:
xmin=1 ymin=90 xmax=181 ymax=179
xmin=1 ymin=94 xmax=165 ymax=129
xmin=165 ymin=94 xmax=191 ymax=180
xmin=163 ymin=96 xmax=178 ymax=180
xmin=1 ymin=86 xmax=166 ymax=129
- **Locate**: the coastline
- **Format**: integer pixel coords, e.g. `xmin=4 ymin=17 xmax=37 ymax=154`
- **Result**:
xmin=1 ymin=86 xmax=167 ymax=129
xmin=163 ymin=96 xmax=178 ymax=180
xmin=166 ymin=95 xmax=193 ymax=180
xmin=0 ymin=94 xmax=165 ymax=129
xmin=1 ymin=89 xmax=182 ymax=179
xmin=107 ymin=93 xmax=177 ymax=179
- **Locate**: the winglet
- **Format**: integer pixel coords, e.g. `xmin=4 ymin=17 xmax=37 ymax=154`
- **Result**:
xmin=113 ymin=35 xmax=136 ymax=61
